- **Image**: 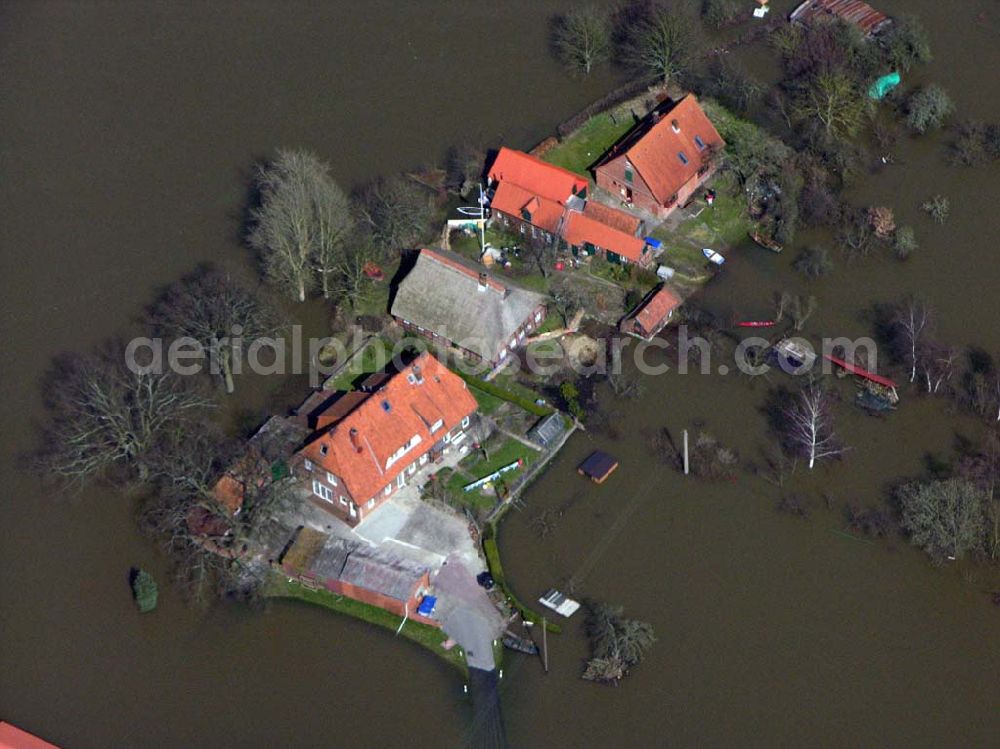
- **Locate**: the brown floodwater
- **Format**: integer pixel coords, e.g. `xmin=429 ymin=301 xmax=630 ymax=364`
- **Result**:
xmin=1 ymin=1 xmax=999 ymax=747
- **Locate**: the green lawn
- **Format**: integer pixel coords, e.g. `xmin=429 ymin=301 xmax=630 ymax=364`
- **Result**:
xmin=326 ymin=336 xmax=394 ymax=391
xmin=447 ymin=436 xmax=540 ymax=504
xmin=542 ymin=112 xmax=636 ymax=177
xmin=265 ymin=576 xmax=468 ymax=673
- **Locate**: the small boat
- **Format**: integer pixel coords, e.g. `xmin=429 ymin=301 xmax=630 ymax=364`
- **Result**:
xmin=502 ymin=632 xmax=539 ymax=655
xmin=702 ymin=248 xmax=725 ymax=266
xmin=749 ymin=228 xmax=783 ymax=253
xmin=539 ymin=589 xmax=581 ymax=618
xmin=735 ymin=320 xmax=776 ymax=328
xmin=856 ymin=388 xmax=896 ymax=413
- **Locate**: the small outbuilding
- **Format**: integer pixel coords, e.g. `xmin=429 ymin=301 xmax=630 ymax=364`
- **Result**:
xmin=620 ymin=284 xmax=682 ymax=341
xmin=578 ymin=451 xmax=620 ymax=484
xmin=528 ymin=412 xmax=567 ymax=448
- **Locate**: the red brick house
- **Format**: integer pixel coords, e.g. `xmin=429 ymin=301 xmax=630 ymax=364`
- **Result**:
xmin=280 ymin=527 xmax=437 ymax=625
xmin=620 ymin=284 xmax=683 ymax=340
xmin=292 ymin=352 xmax=478 ymax=526
xmin=391 ymin=248 xmax=548 ymax=369
xmin=486 ymin=147 xmax=588 ymax=244
xmin=595 ymin=95 xmax=724 ymax=219
xmin=561 ymin=203 xmax=652 ymax=267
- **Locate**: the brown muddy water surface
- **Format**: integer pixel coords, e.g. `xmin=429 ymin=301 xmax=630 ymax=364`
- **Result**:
xmin=2 ymin=1 xmax=1000 ymax=748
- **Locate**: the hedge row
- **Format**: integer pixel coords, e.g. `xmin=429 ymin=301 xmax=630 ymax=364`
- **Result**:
xmin=483 ymin=531 xmax=561 ymax=634
xmin=456 ymin=371 xmax=554 ymax=417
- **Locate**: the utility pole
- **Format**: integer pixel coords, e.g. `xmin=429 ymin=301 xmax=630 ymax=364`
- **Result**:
xmin=479 ymin=182 xmax=487 ymax=257
xmin=541 ymin=617 xmax=549 ymax=674
xmin=683 ymin=429 xmax=690 ymax=476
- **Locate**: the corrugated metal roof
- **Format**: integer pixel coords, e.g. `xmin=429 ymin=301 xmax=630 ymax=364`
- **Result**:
xmin=790 ymin=0 xmax=891 ymax=36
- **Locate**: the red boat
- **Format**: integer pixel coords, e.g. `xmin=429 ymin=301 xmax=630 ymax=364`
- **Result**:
xmin=735 ymin=320 xmax=776 ymax=328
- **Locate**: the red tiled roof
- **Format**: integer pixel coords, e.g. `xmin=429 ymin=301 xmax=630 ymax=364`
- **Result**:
xmin=487 ymin=147 xmax=588 ymax=204
xmin=790 ymin=0 xmax=890 ymax=35
xmin=561 ymin=210 xmax=646 ymax=263
xmin=0 ymin=723 xmax=61 ymax=749
xmin=601 ymin=95 xmax=724 ymax=206
xmin=489 ymin=180 xmax=566 ymax=235
xmin=299 ymin=352 xmax=477 ymax=502
xmin=582 ymin=201 xmax=641 ymax=235
xmin=633 ymin=286 xmax=682 ymax=333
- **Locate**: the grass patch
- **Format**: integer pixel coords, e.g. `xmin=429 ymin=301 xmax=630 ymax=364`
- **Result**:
xmin=326 ymin=336 xmax=394 ymax=391
xmin=447 ymin=437 xmax=539 ymax=505
xmin=266 ymin=576 xmax=467 ymax=673
xmin=542 ymin=112 xmax=635 ymax=177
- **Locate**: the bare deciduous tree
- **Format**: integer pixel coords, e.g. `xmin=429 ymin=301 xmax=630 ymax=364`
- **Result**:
xmin=890 ymin=295 xmax=933 ymax=382
xmin=781 ymin=381 xmax=846 ymax=469
xmin=310 ymin=167 xmax=356 ymax=300
xmin=356 ymin=174 xmax=433 ymax=257
xmin=897 ymin=478 xmax=985 ymax=561
xmin=248 ymin=149 xmax=355 ymax=302
xmin=34 ymin=344 xmax=214 ymax=490
xmin=551 ymin=5 xmax=612 ymax=77
xmin=620 ymin=1 xmax=698 ymax=84
xmin=146 ymin=267 xmax=286 ymax=393
xmin=248 ymin=149 xmax=323 ymax=301
xmin=917 ymin=340 xmax=957 ymax=394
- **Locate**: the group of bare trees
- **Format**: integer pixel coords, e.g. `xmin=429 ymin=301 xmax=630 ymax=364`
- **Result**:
xmin=883 ymin=296 xmax=958 ymax=395
xmin=582 ymin=601 xmax=656 ymax=685
xmin=146 ymin=267 xmax=286 ymax=394
xmin=551 ymin=1 xmax=699 ymax=83
xmin=34 ymin=263 xmax=299 ymax=601
xmin=248 ymin=149 xmax=434 ymax=306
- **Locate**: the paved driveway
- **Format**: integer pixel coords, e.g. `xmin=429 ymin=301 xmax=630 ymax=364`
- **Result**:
xmin=353 ymin=493 xmax=484 ymax=572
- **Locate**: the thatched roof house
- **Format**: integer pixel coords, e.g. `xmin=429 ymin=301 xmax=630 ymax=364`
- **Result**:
xmin=391 ymin=248 xmax=548 ymax=367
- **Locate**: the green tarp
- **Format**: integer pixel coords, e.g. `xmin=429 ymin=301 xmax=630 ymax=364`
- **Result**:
xmin=869 ymin=71 xmax=901 ymax=100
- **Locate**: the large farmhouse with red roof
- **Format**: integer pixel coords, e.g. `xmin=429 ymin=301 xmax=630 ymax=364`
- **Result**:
xmin=486 ymin=146 xmax=588 ymax=244
xmin=595 ymin=95 xmax=724 ymax=219
xmin=291 ymin=351 xmax=478 ymax=526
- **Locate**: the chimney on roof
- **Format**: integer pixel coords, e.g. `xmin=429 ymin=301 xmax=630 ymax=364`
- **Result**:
xmin=651 ymin=110 xmax=661 ymax=124
xmin=412 ymin=364 xmax=423 ymax=384
xmin=349 ymin=428 xmax=363 ymax=454
xmin=671 ymin=119 xmax=680 ymax=133
xmin=478 ymin=272 xmax=488 ymax=291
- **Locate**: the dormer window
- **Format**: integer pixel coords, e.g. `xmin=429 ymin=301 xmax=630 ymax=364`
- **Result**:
xmin=319 ymin=444 xmax=328 ymax=457
xmin=624 ymin=161 xmax=634 ymax=184
xmin=694 ymin=135 xmax=706 ymax=151
xmin=671 ymin=119 xmax=680 ymax=133
xmin=678 ymin=151 xmax=689 ymax=165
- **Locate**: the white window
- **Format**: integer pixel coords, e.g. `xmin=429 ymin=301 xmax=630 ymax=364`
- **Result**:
xmin=385 ymin=434 xmax=422 ymax=470
xmin=519 ymin=224 xmax=525 ymax=234
xmin=384 ymin=484 xmax=392 ymax=496
xmin=326 ymin=472 xmax=337 ymax=486
xmin=397 ymin=473 xmax=406 ymax=488
xmin=443 ymin=432 xmax=452 ymax=443
xmin=461 ymin=415 xmax=470 ymax=428
xmin=535 ymin=310 xmax=543 ymax=322
xmin=367 ymin=498 xmax=375 ymax=509
xmin=419 ymin=454 xmax=428 ymax=466
xmin=430 ymin=418 xmax=443 ymax=433
xmin=408 ymin=463 xmax=417 ymax=475
xmin=304 ymin=459 xmax=313 ymax=472
xmin=339 ymin=496 xmax=348 ymax=506
xmin=312 ymin=480 xmax=333 ymax=503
